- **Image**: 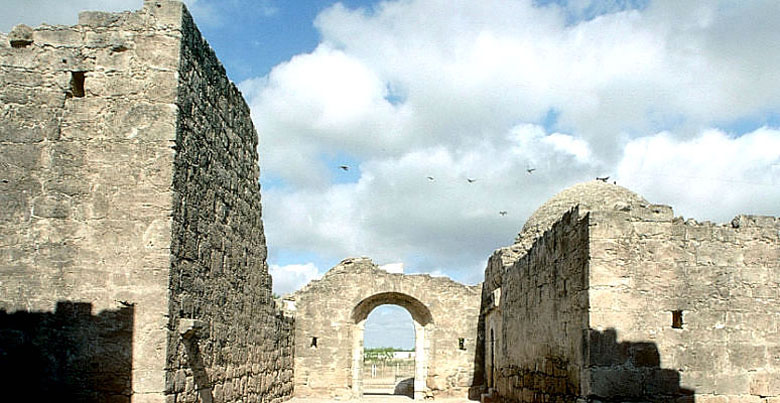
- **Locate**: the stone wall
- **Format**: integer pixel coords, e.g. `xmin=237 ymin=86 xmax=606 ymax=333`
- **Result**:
xmin=490 ymin=208 xmax=590 ymax=402
xmin=164 ymin=6 xmax=293 ymax=403
xmin=0 ymin=1 xmax=293 ymax=402
xmin=480 ymin=181 xmax=779 ymax=402
xmin=0 ymin=302 xmax=134 ymax=401
xmin=289 ymin=257 xmax=481 ymax=399
xmin=0 ymin=3 xmax=181 ymax=400
xmin=588 ymin=208 xmax=780 ymax=401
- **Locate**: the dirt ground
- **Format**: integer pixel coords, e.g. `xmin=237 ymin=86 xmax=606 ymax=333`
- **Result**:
xmin=288 ymin=397 xmax=473 ymax=403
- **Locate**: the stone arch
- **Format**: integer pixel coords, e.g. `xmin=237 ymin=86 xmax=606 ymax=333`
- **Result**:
xmin=289 ymin=258 xmax=481 ymax=400
xmin=350 ymin=292 xmax=434 ymax=400
xmin=351 ymin=291 xmax=433 ymax=325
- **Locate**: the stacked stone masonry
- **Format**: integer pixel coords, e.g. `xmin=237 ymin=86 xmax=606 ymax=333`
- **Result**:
xmin=288 ymin=257 xmax=481 ymax=400
xmin=2 ymin=0 xmax=778 ymax=401
xmin=480 ymin=181 xmax=780 ymax=402
xmin=487 ymin=208 xmax=590 ymax=402
xmin=0 ymin=1 xmax=292 ymax=402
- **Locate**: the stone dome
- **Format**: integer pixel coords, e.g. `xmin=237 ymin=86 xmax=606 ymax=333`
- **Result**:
xmin=515 ymin=180 xmax=649 ymax=246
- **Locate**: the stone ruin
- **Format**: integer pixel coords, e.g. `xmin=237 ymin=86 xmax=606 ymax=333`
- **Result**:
xmin=479 ymin=181 xmax=780 ymax=402
xmin=0 ymin=1 xmax=291 ymax=402
xmin=286 ymin=257 xmax=481 ymax=400
xmin=0 ymin=1 xmax=778 ymax=403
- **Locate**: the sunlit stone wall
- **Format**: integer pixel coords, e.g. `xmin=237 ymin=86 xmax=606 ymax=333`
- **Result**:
xmin=0 ymin=1 xmax=293 ymax=402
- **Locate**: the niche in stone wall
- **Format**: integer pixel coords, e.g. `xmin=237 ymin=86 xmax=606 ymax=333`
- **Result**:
xmin=671 ymin=310 xmax=684 ymax=329
xmin=67 ymin=71 xmax=86 ymax=98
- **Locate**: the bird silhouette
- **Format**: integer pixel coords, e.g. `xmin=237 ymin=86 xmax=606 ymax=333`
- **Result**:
xmin=339 ymin=165 xmax=349 ymax=171
xmin=596 ymin=176 xmax=609 ymax=182
xmin=499 ymin=211 xmax=507 ymax=216
xmin=467 ymin=178 xmax=476 ymax=183
xmin=427 ymin=176 xmax=435 ymax=181
xmin=526 ymin=168 xmax=536 ymax=174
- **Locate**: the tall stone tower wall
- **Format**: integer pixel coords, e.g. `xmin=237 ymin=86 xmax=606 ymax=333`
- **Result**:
xmin=0 ymin=1 xmax=293 ymax=402
xmin=164 ymin=7 xmax=294 ymax=403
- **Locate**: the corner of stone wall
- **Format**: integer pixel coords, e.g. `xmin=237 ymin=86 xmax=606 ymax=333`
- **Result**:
xmin=161 ymin=2 xmax=294 ymax=401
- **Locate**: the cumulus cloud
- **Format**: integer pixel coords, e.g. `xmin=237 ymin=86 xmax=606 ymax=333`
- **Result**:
xmin=245 ymin=0 xmax=780 ymax=289
xmin=616 ymin=127 xmax=780 ymax=221
xmin=260 ymin=124 xmax=604 ymax=283
xmin=269 ymin=263 xmax=321 ymax=296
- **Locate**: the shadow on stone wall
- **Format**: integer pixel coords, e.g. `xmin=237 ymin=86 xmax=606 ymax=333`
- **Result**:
xmin=182 ymin=335 xmax=215 ymax=403
xmin=468 ymin=311 xmax=486 ymax=400
xmin=0 ymin=301 xmax=134 ymax=402
xmin=587 ymin=328 xmax=695 ymax=402
xmin=393 ymin=377 xmax=414 ymax=398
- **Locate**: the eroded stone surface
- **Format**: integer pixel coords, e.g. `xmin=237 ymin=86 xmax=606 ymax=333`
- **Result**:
xmin=0 ymin=1 xmax=292 ymax=402
xmin=289 ymin=258 xmax=481 ymax=400
xmin=480 ymin=181 xmax=780 ymax=402
xmin=8 ymin=24 xmax=33 ymax=48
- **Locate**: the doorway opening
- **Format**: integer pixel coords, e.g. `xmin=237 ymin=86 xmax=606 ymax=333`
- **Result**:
xmin=351 ymin=292 xmax=433 ymax=400
xmin=362 ymin=304 xmax=415 ymax=398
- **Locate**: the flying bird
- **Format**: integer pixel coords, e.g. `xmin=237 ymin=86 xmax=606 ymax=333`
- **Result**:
xmin=596 ymin=176 xmax=609 ymax=182
xmin=339 ymin=165 xmax=349 ymax=171
xmin=427 ymin=176 xmax=435 ymax=181
xmin=467 ymin=178 xmax=476 ymax=183
xmin=499 ymin=211 xmax=507 ymax=216
xmin=526 ymin=168 xmax=536 ymax=174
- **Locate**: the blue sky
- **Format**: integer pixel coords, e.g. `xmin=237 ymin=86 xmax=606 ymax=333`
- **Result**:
xmin=192 ymin=0 xmax=383 ymax=82
xmin=364 ymin=305 xmax=414 ymax=350
xmin=5 ymin=0 xmax=780 ymax=350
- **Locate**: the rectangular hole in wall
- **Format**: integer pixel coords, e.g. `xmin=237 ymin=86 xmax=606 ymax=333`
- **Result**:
xmin=69 ymin=71 xmax=86 ymax=98
xmin=458 ymin=338 xmax=465 ymax=350
xmin=310 ymin=336 xmax=318 ymax=348
xmin=672 ymin=310 xmax=684 ymax=329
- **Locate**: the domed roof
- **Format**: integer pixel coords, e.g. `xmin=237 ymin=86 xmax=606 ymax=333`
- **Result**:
xmin=515 ymin=180 xmax=648 ymax=246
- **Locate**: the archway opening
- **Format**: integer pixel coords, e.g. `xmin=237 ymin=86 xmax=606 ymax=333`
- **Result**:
xmin=363 ymin=304 xmax=415 ymax=397
xmin=351 ymin=292 xmax=433 ymax=400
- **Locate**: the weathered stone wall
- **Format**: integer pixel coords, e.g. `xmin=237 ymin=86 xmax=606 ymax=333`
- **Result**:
xmin=480 ymin=181 xmax=779 ymax=402
xmin=491 ymin=208 xmax=590 ymax=402
xmin=164 ymin=5 xmax=293 ymax=402
xmin=290 ymin=257 xmax=481 ymax=399
xmin=588 ymin=208 xmax=780 ymax=401
xmin=0 ymin=3 xmax=182 ymax=400
xmin=479 ymin=239 xmax=527 ymax=395
xmin=0 ymin=1 xmax=293 ymax=402
xmin=0 ymin=302 xmax=134 ymax=401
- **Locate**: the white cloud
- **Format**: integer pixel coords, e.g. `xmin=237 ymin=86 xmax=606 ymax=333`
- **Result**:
xmin=246 ymin=0 xmax=780 ymax=285
xmin=380 ymin=262 xmax=404 ymax=273
xmin=269 ymin=263 xmax=320 ymax=295
xmin=616 ymin=127 xmax=780 ymax=221
xmin=261 ymin=125 xmax=605 ymax=282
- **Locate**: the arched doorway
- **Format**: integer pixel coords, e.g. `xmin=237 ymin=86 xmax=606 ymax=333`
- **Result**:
xmin=351 ymin=292 xmax=434 ymax=400
xmin=362 ymin=305 xmax=415 ymax=397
